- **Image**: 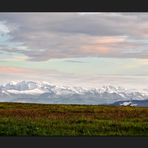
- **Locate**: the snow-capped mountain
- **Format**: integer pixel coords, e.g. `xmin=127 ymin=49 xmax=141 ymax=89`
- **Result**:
xmin=112 ymin=99 xmax=148 ymax=107
xmin=0 ymin=80 xmax=148 ymax=105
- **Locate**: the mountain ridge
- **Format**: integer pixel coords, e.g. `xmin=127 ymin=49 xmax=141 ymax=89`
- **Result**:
xmin=0 ymin=80 xmax=148 ymax=105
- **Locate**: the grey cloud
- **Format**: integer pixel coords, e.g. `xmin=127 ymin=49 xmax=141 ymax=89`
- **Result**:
xmin=0 ymin=13 xmax=148 ymax=61
xmin=63 ymin=60 xmax=88 ymax=63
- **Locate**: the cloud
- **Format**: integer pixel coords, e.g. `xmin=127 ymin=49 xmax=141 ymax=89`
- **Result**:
xmin=0 ymin=13 xmax=148 ymax=61
xmin=63 ymin=60 xmax=87 ymax=63
xmin=0 ymin=21 xmax=10 ymax=34
xmin=0 ymin=66 xmax=30 ymax=73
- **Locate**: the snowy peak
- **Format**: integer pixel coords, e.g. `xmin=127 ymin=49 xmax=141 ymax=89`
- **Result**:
xmin=0 ymin=81 xmax=148 ymax=105
xmin=2 ymin=81 xmax=54 ymax=91
xmin=3 ymin=81 xmax=37 ymax=90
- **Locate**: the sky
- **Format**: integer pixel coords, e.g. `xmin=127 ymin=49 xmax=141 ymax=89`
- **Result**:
xmin=0 ymin=12 xmax=148 ymax=88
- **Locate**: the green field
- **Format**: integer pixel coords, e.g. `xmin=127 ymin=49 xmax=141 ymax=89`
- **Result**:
xmin=0 ymin=102 xmax=148 ymax=136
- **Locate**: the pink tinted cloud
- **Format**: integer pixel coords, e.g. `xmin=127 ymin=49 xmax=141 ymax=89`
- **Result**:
xmin=76 ymin=35 xmax=148 ymax=58
xmin=80 ymin=45 xmax=111 ymax=55
xmin=78 ymin=36 xmax=127 ymax=55
xmin=0 ymin=66 xmax=31 ymax=74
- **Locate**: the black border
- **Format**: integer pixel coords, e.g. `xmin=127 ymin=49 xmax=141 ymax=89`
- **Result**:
xmin=0 ymin=137 xmax=148 ymax=148
xmin=0 ymin=0 xmax=147 ymax=12
xmin=1 ymin=0 xmax=148 ymax=147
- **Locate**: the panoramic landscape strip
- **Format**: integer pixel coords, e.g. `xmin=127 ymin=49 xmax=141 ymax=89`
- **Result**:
xmin=1 ymin=13 xmax=148 ymax=136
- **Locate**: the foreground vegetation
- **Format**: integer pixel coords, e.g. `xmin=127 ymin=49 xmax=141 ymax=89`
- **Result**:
xmin=0 ymin=102 xmax=148 ymax=136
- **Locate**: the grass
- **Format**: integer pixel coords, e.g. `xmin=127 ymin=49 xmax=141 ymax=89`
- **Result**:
xmin=0 ymin=102 xmax=148 ymax=136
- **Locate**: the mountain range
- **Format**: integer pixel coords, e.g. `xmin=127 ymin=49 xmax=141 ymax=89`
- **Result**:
xmin=0 ymin=80 xmax=148 ymax=106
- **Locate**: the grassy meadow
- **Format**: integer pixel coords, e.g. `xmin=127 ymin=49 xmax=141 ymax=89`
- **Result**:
xmin=0 ymin=102 xmax=148 ymax=136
